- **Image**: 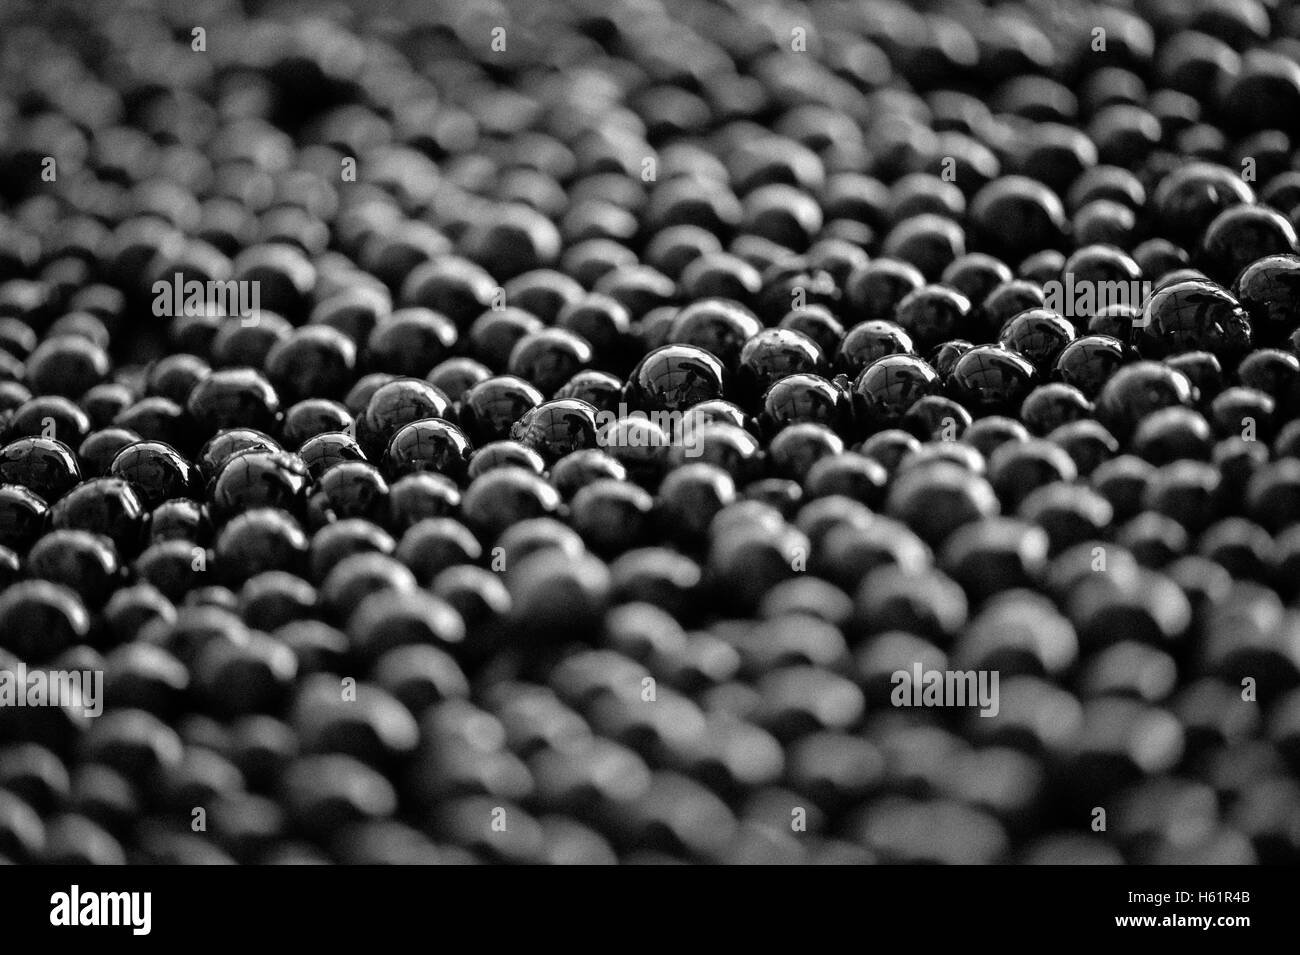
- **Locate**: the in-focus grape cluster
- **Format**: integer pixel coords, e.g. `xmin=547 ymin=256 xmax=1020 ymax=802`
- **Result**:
xmin=0 ymin=0 xmax=1299 ymax=864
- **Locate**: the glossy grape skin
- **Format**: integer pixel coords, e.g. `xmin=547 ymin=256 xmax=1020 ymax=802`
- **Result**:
xmin=626 ymin=345 xmax=726 ymax=414
xmin=0 ymin=437 xmax=82 ymax=502
xmin=186 ymin=368 xmax=282 ymax=438
xmin=851 ymin=356 xmax=943 ymax=434
xmin=1137 ymin=278 xmax=1252 ymax=365
xmin=947 ymin=346 xmax=1038 ymax=418
xmin=459 ymin=376 xmax=544 ymax=447
xmin=999 ymin=309 xmax=1077 ymax=375
xmin=209 ymin=451 xmax=312 ymax=524
xmin=1234 ymin=254 xmax=1300 ymax=346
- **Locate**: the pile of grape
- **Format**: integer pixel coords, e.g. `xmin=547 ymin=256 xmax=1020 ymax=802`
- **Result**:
xmin=1 ymin=0 xmax=1299 ymax=863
